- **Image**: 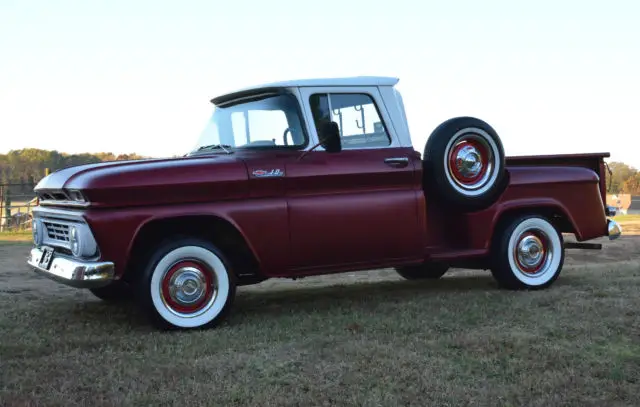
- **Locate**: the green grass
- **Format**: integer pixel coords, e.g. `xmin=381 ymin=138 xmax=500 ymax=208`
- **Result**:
xmin=0 ymin=231 xmax=32 ymax=244
xmin=1 ymin=254 xmax=639 ymax=406
xmin=615 ymin=214 xmax=640 ymax=223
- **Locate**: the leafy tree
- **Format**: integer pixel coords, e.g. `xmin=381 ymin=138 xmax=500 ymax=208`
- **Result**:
xmin=0 ymin=148 xmax=151 ymax=187
xmin=607 ymin=161 xmax=638 ymax=194
xmin=622 ymin=173 xmax=640 ymax=195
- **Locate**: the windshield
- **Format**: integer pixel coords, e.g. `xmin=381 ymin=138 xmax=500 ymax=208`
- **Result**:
xmin=189 ymin=93 xmax=308 ymax=154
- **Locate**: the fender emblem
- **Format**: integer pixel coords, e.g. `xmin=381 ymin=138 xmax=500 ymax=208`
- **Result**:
xmin=252 ymin=169 xmax=284 ymax=178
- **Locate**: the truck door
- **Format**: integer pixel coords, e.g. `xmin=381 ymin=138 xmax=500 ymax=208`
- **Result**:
xmin=285 ymin=87 xmax=424 ymax=272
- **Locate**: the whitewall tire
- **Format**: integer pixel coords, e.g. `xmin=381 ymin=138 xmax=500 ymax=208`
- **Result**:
xmin=490 ymin=215 xmax=565 ymax=290
xmin=136 ymin=237 xmax=236 ymax=330
xmin=442 ymin=127 xmax=502 ymax=198
xmin=423 ymin=116 xmax=507 ymax=211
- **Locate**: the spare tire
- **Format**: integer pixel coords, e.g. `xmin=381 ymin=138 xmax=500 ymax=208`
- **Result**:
xmin=423 ymin=116 xmax=507 ymax=211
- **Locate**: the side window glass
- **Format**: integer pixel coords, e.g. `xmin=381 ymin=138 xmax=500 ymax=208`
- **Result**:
xmin=309 ymin=93 xmax=391 ymax=149
xmin=231 ymin=112 xmax=248 ymax=145
xmin=247 ymin=110 xmax=290 ymax=145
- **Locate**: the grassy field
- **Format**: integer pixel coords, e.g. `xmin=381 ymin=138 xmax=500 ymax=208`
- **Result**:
xmin=0 ymin=231 xmax=31 ymax=244
xmin=614 ymin=214 xmax=640 ymax=235
xmin=614 ymin=214 xmax=640 ymax=223
xmin=1 ymin=234 xmax=640 ymax=406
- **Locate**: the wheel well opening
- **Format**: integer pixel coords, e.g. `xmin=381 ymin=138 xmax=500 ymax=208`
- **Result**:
xmin=493 ymin=206 xmax=576 ymax=239
xmin=124 ymin=216 xmax=263 ymax=285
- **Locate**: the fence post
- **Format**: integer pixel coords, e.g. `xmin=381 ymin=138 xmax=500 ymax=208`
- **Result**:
xmin=3 ymin=189 xmax=10 ymax=231
xmin=0 ymin=185 xmax=3 ymax=232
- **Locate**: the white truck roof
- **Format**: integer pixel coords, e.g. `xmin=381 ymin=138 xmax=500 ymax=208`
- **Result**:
xmin=212 ymin=76 xmax=400 ymax=106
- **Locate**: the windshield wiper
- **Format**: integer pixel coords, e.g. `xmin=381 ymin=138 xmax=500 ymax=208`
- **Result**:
xmin=194 ymin=144 xmax=233 ymax=154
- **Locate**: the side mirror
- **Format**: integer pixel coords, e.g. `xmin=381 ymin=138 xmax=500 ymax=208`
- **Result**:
xmin=319 ymin=121 xmax=342 ymax=153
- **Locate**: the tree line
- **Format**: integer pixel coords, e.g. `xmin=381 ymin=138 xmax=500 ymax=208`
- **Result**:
xmin=1 ymin=148 xmax=639 ymax=195
xmin=607 ymin=162 xmax=640 ymax=195
xmin=0 ymin=148 xmax=150 ymax=195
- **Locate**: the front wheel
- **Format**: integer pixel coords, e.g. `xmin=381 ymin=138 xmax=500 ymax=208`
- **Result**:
xmin=490 ymin=215 xmax=565 ymax=290
xmin=135 ymin=237 xmax=236 ymax=330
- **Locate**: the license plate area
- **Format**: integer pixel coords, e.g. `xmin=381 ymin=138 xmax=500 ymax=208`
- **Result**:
xmin=38 ymin=246 xmax=55 ymax=270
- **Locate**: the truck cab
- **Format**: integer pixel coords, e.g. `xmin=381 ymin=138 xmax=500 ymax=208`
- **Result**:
xmin=27 ymin=76 xmax=622 ymax=330
xmin=190 ymin=77 xmax=425 ymax=271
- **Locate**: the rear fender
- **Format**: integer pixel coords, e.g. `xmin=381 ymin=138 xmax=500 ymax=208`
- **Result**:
xmin=490 ymin=198 xmax=579 ymax=237
xmin=449 ymin=167 xmax=609 ymax=255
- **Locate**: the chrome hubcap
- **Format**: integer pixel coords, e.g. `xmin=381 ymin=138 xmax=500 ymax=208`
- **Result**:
xmin=167 ymin=267 xmax=207 ymax=306
xmin=445 ymin=131 xmax=495 ymax=194
xmin=517 ymin=234 xmax=545 ymax=270
xmin=455 ymin=145 xmax=483 ymax=179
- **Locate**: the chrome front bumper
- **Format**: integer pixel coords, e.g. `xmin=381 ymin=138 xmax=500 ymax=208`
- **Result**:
xmin=607 ymin=219 xmax=622 ymax=240
xmin=27 ymin=247 xmax=115 ymax=288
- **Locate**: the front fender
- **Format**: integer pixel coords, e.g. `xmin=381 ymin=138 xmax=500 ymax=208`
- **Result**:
xmin=84 ymin=199 xmax=290 ymax=279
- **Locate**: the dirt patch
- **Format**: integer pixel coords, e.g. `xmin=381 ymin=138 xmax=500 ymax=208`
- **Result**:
xmin=618 ymin=220 xmax=640 ymax=235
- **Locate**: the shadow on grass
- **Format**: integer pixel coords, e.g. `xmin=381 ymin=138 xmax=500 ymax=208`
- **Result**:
xmin=239 ymin=272 xmax=497 ymax=302
xmin=5 ymin=272 xmax=531 ymax=333
xmin=4 ymin=269 xmax=591 ymax=337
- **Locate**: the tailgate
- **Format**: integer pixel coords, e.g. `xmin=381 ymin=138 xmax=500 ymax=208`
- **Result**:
xmin=506 ymin=152 xmax=610 ymax=206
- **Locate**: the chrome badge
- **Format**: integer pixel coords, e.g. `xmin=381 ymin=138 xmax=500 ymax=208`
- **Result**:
xmin=252 ymin=169 xmax=284 ymax=178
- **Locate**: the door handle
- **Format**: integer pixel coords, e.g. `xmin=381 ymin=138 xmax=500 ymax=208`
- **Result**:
xmin=384 ymin=157 xmax=409 ymax=168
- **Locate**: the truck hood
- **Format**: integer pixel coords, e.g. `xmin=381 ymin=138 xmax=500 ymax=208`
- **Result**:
xmin=34 ymin=155 xmax=249 ymax=208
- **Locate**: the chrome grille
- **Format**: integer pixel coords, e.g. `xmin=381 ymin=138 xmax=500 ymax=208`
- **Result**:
xmin=44 ymin=221 xmax=70 ymax=243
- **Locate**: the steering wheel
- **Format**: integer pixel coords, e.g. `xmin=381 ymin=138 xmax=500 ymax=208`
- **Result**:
xmin=283 ymin=128 xmax=291 ymax=146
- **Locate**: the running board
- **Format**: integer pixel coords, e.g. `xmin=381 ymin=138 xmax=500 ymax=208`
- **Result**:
xmin=564 ymin=242 xmax=602 ymax=250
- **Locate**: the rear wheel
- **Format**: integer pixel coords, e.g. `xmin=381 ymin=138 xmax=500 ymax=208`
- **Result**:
xmin=423 ymin=116 xmax=507 ymax=211
xmin=395 ymin=262 xmax=449 ymax=280
xmin=134 ymin=237 xmax=236 ymax=330
xmin=490 ymin=215 xmax=565 ymax=290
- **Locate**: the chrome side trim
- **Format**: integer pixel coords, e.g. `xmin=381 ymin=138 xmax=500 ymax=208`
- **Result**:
xmin=607 ymin=219 xmax=622 ymax=240
xmin=384 ymin=157 xmax=409 ymax=164
xmin=27 ymin=248 xmax=115 ymax=288
xmin=39 ymin=200 xmax=91 ymax=208
xmin=32 ymin=206 xmax=87 ymax=222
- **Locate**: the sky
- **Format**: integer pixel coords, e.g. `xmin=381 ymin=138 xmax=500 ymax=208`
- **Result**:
xmin=1 ymin=0 xmax=639 ymax=168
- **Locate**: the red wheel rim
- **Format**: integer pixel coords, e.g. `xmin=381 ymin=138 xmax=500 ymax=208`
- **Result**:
xmin=160 ymin=260 xmax=216 ymax=315
xmin=448 ymin=137 xmax=490 ymax=186
xmin=513 ymin=230 xmax=549 ymax=274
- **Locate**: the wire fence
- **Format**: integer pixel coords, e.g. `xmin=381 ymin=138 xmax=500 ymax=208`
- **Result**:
xmin=0 ymin=182 xmax=37 ymax=232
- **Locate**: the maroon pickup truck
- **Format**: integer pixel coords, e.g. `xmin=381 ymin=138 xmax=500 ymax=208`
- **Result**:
xmin=27 ymin=76 xmax=622 ymax=330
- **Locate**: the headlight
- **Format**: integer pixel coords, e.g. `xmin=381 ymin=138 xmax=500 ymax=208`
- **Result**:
xmin=32 ymin=220 xmax=42 ymax=245
xmin=69 ymin=226 xmax=81 ymax=257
